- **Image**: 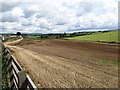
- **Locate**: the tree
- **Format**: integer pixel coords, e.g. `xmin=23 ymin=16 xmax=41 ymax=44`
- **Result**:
xmin=56 ymin=36 xmax=59 ymax=39
xmin=16 ymin=32 xmax=21 ymax=37
xmin=63 ymin=32 xmax=67 ymax=37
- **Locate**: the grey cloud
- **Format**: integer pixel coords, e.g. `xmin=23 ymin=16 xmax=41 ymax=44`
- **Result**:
xmin=0 ymin=12 xmax=18 ymax=22
xmin=1 ymin=7 xmax=24 ymax=22
xmin=55 ymin=17 xmax=68 ymax=25
xmin=26 ymin=2 xmax=59 ymax=19
xmin=72 ymin=2 xmax=101 ymax=16
xmin=56 ymin=22 xmax=67 ymax=25
xmin=0 ymin=2 xmax=20 ymax=12
xmin=22 ymin=23 xmax=33 ymax=26
xmin=22 ymin=3 xmax=40 ymax=18
xmin=23 ymin=9 xmax=37 ymax=18
xmin=38 ymin=23 xmax=51 ymax=30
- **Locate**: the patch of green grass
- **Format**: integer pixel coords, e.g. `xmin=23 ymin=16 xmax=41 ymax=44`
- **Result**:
xmin=25 ymin=36 xmax=41 ymax=39
xmin=65 ymin=31 xmax=119 ymax=43
xmin=99 ymin=60 xmax=119 ymax=65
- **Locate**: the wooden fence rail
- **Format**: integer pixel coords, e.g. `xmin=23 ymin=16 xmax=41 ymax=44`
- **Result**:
xmin=2 ymin=44 xmax=38 ymax=90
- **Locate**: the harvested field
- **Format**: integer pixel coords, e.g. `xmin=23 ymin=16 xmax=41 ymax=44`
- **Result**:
xmin=4 ymin=39 xmax=119 ymax=88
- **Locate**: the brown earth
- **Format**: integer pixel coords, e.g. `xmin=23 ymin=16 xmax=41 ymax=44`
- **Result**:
xmin=4 ymin=39 xmax=119 ymax=88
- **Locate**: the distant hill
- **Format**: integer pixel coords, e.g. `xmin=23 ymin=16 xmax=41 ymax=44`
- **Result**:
xmin=65 ymin=31 xmax=119 ymax=43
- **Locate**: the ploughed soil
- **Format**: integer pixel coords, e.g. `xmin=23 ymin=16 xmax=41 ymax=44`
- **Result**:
xmin=4 ymin=39 xmax=119 ymax=88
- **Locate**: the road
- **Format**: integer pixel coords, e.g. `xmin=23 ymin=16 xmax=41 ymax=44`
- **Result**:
xmin=4 ymin=39 xmax=119 ymax=88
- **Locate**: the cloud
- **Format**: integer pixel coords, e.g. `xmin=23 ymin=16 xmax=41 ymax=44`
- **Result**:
xmin=0 ymin=0 xmax=118 ymax=33
xmin=23 ymin=4 xmax=39 ymax=18
xmin=0 ymin=7 xmax=24 ymax=22
xmin=0 ymin=1 xmax=21 ymax=12
xmin=0 ymin=22 xmax=22 ymax=33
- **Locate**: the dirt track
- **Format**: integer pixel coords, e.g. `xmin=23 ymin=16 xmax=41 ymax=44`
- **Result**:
xmin=4 ymin=39 xmax=119 ymax=88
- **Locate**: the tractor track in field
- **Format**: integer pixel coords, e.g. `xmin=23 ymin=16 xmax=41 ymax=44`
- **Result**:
xmin=4 ymin=39 xmax=119 ymax=88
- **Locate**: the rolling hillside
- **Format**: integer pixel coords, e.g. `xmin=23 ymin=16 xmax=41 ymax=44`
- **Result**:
xmin=65 ymin=31 xmax=119 ymax=43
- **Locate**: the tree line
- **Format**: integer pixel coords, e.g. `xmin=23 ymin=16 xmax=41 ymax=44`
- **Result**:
xmin=3 ymin=30 xmax=112 ymax=40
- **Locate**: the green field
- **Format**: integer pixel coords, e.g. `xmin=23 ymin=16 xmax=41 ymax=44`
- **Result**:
xmin=65 ymin=31 xmax=119 ymax=43
xmin=25 ymin=36 xmax=41 ymax=39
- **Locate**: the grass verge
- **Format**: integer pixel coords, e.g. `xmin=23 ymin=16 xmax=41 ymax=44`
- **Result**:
xmin=99 ymin=60 xmax=119 ymax=65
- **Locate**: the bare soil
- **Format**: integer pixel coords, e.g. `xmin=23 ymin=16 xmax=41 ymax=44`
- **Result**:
xmin=4 ymin=39 xmax=119 ymax=88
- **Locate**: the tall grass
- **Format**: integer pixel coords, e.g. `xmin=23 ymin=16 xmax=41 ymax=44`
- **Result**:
xmin=2 ymin=55 xmax=10 ymax=89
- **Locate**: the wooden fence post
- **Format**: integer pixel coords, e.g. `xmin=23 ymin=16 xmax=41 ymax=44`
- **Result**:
xmin=18 ymin=69 xmax=27 ymax=89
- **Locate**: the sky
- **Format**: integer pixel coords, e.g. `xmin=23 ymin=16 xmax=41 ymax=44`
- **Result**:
xmin=0 ymin=0 xmax=119 ymax=33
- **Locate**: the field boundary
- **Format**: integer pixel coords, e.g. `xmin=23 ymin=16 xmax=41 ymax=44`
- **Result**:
xmin=2 ymin=43 xmax=37 ymax=90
